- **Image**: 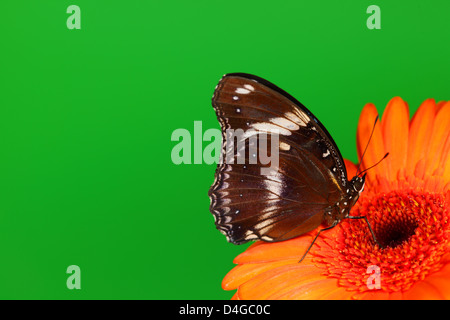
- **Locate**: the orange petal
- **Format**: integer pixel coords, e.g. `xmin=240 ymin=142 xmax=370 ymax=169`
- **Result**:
xmin=222 ymin=259 xmax=297 ymax=290
xmin=274 ymin=278 xmax=342 ymax=300
xmin=438 ymin=132 xmax=450 ymax=183
xmin=426 ymin=101 xmax=450 ymax=177
xmin=352 ymin=290 xmax=391 ymax=300
xmin=356 ymin=103 xmax=386 ymax=184
xmin=414 ymin=158 xmax=427 ymax=180
xmin=381 ymin=97 xmax=410 ymax=181
xmin=320 ymin=286 xmax=354 ymax=300
xmin=403 ymin=280 xmax=447 ymax=299
xmin=444 ymin=136 xmax=450 ymax=184
xmin=437 ymin=100 xmax=448 ymax=113
xmin=237 ymin=264 xmax=325 ymax=299
xmin=233 ymin=234 xmax=314 ymax=264
xmin=344 ymin=159 xmax=358 ymax=178
xmin=406 ymin=99 xmax=436 ymax=176
xmin=419 ymin=263 xmax=450 ymax=299
xmin=388 ymin=291 xmax=404 ymax=300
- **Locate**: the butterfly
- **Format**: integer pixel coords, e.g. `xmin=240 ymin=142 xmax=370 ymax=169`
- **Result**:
xmin=208 ymin=73 xmax=381 ymax=261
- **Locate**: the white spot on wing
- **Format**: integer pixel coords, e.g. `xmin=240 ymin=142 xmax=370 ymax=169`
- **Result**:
xmin=244 ymin=230 xmax=258 ymax=241
xmin=279 ymin=141 xmax=291 ymax=151
xmin=283 ymin=111 xmax=309 ymax=127
xmin=270 ymin=116 xmax=299 ymax=131
xmin=254 ymin=219 xmax=275 ymax=231
xmin=261 ymin=170 xmax=284 ymax=198
xmin=243 ymin=84 xmax=255 ymax=91
xmin=235 ymin=88 xmax=251 ymax=94
xmin=251 ymin=122 xmax=290 ymax=136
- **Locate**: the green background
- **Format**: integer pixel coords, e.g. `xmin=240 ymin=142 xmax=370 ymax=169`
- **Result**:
xmin=0 ymin=0 xmax=448 ymax=299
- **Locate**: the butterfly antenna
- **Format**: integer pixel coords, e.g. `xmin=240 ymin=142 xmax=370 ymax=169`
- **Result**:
xmin=357 ymin=152 xmax=389 ymax=176
xmin=355 ymin=115 xmax=379 ymax=176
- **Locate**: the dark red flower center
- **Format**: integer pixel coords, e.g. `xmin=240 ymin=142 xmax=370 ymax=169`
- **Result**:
xmin=376 ymin=216 xmax=417 ymax=248
xmin=313 ymin=189 xmax=450 ymax=292
xmin=370 ymin=197 xmax=419 ymax=249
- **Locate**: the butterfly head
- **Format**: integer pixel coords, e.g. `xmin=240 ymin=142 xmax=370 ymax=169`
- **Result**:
xmin=336 ymin=173 xmax=366 ymax=218
xmin=350 ymin=173 xmax=366 ymax=194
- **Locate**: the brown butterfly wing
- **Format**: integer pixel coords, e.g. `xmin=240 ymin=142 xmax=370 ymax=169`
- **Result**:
xmin=209 ymin=73 xmax=348 ymax=244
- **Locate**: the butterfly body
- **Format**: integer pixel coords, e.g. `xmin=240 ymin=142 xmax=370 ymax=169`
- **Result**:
xmin=323 ymin=175 xmax=366 ymax=227
xmin=209 ymin=73 xmax=369 ymax=246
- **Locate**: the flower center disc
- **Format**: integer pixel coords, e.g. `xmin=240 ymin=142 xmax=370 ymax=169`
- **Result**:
xmin=314 ymin=189 xmax=449 ymax=292
xmin=376 ymin=217 xmax=418 ymax=248
xmin=370 ymin=197 xmax=419 ymax=249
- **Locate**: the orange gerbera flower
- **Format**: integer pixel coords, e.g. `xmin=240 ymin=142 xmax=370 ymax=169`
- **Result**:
xmin=222 ymin=97 xmax=450 ymax=300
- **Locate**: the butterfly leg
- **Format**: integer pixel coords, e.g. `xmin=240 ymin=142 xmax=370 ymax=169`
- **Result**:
xmin=298 ymin=221 xmax=338 ymax=263
xmin=347 ymin=215 xmax=383 ymax=248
